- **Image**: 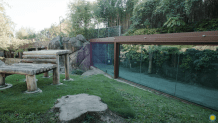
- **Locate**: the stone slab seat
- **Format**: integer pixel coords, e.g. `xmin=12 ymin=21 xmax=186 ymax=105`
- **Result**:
xmin=0 ymin=63 xmax=57 ymax=92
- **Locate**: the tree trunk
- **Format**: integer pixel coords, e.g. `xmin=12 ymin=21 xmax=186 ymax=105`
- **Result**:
xmin=148 ymin=52 xmax=153 ymax=74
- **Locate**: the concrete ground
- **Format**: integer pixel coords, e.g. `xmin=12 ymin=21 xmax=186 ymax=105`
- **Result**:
xmin=82 ymin=63 xmax=218 ymax=111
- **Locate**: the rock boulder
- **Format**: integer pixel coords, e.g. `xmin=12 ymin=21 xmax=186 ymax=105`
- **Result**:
xmin=79 ymin=54 xmax=90 ymax=71
xmin=69 ymin=37 xmax=78 ymax=44
xmin=69 ymin=51 xmax=79 ymax=68
xmin=62 ymin=37 xmax=70 ymax=43
xmin=0 ymin=60 xmax=5 ymax=67
xmin=48 ymin=36 xmax=61 ymax=49
xmin=53 ymin=94 xmax=108 ymax=123
xmin=76 ymin=34 xmax=87 ymax=43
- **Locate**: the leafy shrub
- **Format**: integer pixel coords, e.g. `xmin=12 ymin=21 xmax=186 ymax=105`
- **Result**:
xmin=124 ymin=28 xmax=160 ymax=36
xmin=180 ymin=49 xmax=218 ymax=73
xmin=72 ymin=69 xmax=84 ymax=75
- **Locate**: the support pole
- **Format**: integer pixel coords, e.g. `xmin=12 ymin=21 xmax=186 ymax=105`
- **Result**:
xmin=114 ymin=42 xmax=120 ymax=78
xmin=64 ymin=54 xmax=70 ymax=80
xmin=53 ymin=55 xmax=60 ymax=84
xmin=26 ymin=75 xmax=37 ymax=92
xmin=44 ymin=72 xmax=49 ymax=77
xmin=0 ymin=74 xmax=5 ymax=86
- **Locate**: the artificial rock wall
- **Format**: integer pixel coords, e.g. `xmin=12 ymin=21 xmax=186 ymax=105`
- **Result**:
xmin=48 ymin=34 xmax=91 ymax=72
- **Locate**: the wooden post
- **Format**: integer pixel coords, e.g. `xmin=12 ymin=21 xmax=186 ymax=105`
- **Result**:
xmin=53 ymin=55 xmax=60 ymax=84
xmin=44 ymin=72 xmax=49 ymax=77
xmin=148 ymin=52 xmax=153 ymax=74
xmin=19 ymin=52 xmax=22 ymax=59
xmin=64 ymin=54 xmax=70 ymax=80
xmin=63 ymin=43 xmax=67 ymax=50
xmin=26 ymin=75 xmax=37 ymax=92
xmin=114 ymin=42 xmax=120 ymax=78
xmin=0 ymin=74 xmax=5 ymax=86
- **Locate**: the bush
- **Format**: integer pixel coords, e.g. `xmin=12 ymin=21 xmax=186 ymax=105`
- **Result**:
xmin=72 ymin=69 xmax=84 ymax=75
xmin=124 ymin=28 xmax=160 ymax=36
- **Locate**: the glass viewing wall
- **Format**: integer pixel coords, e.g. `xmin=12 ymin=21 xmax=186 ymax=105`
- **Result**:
xmin=91 ymin=42 xmax=218 ymax=111
xmin=91 ymin=42 xmax=114 ymax=77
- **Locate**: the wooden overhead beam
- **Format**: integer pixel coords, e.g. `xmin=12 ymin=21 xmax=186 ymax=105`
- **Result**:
xmin=90 ymin=31 xmax=218 ymax=45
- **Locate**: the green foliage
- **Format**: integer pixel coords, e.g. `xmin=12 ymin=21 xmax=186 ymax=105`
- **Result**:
xmin=131 ymin=0 xmax=160 ymax=29
xmin=153 ymin=46 xmax=180 ymax=67
xmin=194 ymin=18 xmax=218 ymax=31
xmin=128 ymin=0 xmax=218 ymax=32
xmin=180 ymin=49 xmax=218 ymax=73
xmin=72 ymin=69 xmax=84 ymax=75
xmin=124 ymin=28 xmax=160 ymax=36
xmin=68 ymin=0 xmax=94 ymax=38
xmin=96 ymin=0 xmax=135 ymax=27
xmin=163 ymin=16 xmax=186 ymax=32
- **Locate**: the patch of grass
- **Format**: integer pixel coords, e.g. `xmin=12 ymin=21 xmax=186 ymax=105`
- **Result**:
xmin=0 ymin=74 xmax=134 ymax=122
xmin=0 ymin=74 xmax=217 ymax=122
xmin=108 ymin=79 xmax=218 ymax=123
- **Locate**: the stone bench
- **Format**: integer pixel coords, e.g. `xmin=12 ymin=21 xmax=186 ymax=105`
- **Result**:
xmin=0 ymin=63 xmax=57 ymax=93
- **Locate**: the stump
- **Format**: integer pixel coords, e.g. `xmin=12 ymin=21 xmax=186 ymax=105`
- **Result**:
xmin=53 ymin=94 xmax=108 ymax=122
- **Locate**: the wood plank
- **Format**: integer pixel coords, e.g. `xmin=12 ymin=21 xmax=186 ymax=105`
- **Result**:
xmin=12 ymin=63 xmax=57 ymax=68
xmin=0 ymin=68 xmax=36 ymax=75
xmin=21 ymin=59 xmax=57 ymax=64
xmin=23 ymin=50 xmax=71 ymax=55
xmin=22 ymin=55 xmax=56 ymax=59
xmin=0 ymin=64 xmax=55 ymax=75
xmin=11 ymin=64 xmax=54 ymax=70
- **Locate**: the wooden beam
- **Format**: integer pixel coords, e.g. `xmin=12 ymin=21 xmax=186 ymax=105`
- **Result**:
xmin=64 ymin=54 xmax=70 ymax=80
xmin=22 ymin=55 xmax=56 ymax=59
xmin=21 ymin=59 xmax=57 ymax=64
xmin=23 ymin=50 xmax=71 ymax=55
xmin=90 ymin=31 xmax=218 ymax=45
xmin=114 ymin=42 xmax=120 ymax=79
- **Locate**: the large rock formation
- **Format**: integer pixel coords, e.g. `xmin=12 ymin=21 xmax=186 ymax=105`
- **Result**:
xmin=48 ymin=34 xmax=91 ymax=73
xmin=76 ymin=34 xmax=87 ymax=43
xmin=48 ymin=36 xmax=62 ymax=49
xmin=69 ymin=42 xmax=90 ymax=71
xmin=0 ymin=60 xmax=5 ymax=67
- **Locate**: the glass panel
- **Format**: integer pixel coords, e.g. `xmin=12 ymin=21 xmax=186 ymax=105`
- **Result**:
xmin=175 ymin=45 xmax=218 ymax=110
xmin=91 ymin=42 xmax=114 ymax=77
xmin=119 ymin=44 xmax=142 ymax=84
xmin=119 ymin=44 xmax=218 ymax=111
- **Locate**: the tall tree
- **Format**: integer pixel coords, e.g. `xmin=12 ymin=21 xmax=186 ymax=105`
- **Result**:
xmin=0 ymin=0 xmax=14 ymax=50
xmin=67 ymin=0 xmax=94 ymax=38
